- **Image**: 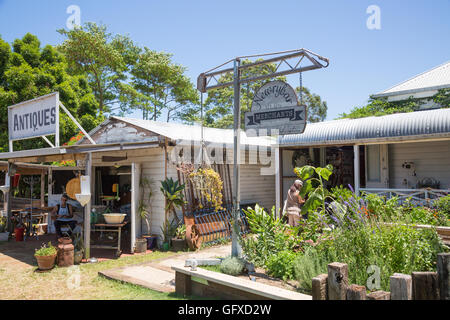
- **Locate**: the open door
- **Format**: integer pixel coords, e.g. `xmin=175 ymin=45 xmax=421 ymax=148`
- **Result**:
xmin=365 ymin=144 xmax=389 ymax=188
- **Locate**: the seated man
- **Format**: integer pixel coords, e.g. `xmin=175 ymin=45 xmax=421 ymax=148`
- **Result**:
xmin=51 ymin=194 xmax=77 ymax=238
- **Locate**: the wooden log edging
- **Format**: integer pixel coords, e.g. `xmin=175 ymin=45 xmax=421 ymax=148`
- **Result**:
xmin=312 ymin=252 xmax=449 ymax=300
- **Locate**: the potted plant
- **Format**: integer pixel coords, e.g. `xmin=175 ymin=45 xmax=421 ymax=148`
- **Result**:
xmin=160 ymin=177 xmax=186 ymax=225
xmin=72 ymin=232 xmax=84 ymax=264
xmin=160 ymin=218 xmax=177 ymax=251
xmin=35 ymin=242 xmax=57 ymax=270
xmin=171 ymin=224 xmax=187 ymax=251
xmin=0 ymin=217 xmax=9 ymax=242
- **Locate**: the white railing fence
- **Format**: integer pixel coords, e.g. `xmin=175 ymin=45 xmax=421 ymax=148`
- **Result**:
xmin=360 ymin=188 xmax=450 ymax=206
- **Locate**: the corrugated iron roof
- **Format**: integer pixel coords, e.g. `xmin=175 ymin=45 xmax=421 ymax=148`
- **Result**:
xmin=373 ymin=61 xmax=450 ymax=98
xmin=111 ymin=117 xmax=274 ymax=147
xmin=278 ymin=108 xmax=450 ymax=146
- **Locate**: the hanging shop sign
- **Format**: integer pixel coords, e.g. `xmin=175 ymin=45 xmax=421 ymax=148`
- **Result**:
xmin=245 ymin=80 xmax=306 ymax=135
xmin=8 ymin=92 xmax=59 ymax=141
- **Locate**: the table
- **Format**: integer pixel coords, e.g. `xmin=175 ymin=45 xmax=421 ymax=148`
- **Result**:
xmin=91 ymin=221 xmax=128 ymax=257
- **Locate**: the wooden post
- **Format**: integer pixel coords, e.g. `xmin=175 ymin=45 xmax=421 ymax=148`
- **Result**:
xmin=367 ymin=291 xmax=390 ymax=300
xmin=175 ymin=271 xmax=192 ymax=297
xmin=346 ymin=284 xmax=367 ymax=300
xmin=353 ymin=145 xmax=360 ymax=196
xmin=412 ymin=272 xmax=440 ymax=300
xmin=437 ymin=253 xmax=450 ymax=300
xmin=40 ymin=171 xmax=45 ymax=207
xmin=390 ymin=273 xmax=412 ymax=300
xmin=327 ymin=262 xmax=348 ymax=300
xmin=312 ymin=274 xmax=328 ymax=300
xmin=84 ymin=153 xmax=92 ymax=260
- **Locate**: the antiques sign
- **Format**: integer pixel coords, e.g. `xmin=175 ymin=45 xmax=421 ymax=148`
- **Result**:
xmin=245 ymin=80 xmax=306 ymax=135
xmin=8 ymin=92 xmax=59 ymax=141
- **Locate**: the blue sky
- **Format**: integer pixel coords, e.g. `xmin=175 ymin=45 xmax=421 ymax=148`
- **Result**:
xmin=0 ymin=0 xmax=449 ymax=120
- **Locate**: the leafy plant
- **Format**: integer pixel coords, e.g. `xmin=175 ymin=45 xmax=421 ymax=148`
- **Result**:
xmin=294 ymin=164 xmax=334 ymax=215
xmin=174 ymin=224 xmax=186 ymax=240
xmin=35 ymin=242 xmax=57 ymax=257
xmin=139 ymin=177 xmax=154 ymax=234
xmin=266 ymin=250 xmax=298 ymax=281
xmin=160 ymin=177 xmax=186 ymax=223
xmin=160 ymin=218 xmax=177 ymax=244
xmin=72 ymin=232 xmax=84 ymax=252
xmin=220 ymin=256 xmax=245 ymax=276
xmin=0 ymin=217 xmax=7 ymax=233
xmin=240 ymin=205 xmax=300 ymax=268
xmin=434 ymin=195 xmax=450 ymax=220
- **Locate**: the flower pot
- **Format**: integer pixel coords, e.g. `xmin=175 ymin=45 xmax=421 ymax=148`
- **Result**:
xmin=74 ymin=250 xmax=83 ymax=265
xmin=162 ymin=242 xmax=170 ymax=251
xmin=171 ymin=238 xmax=186 ymax=252
xmin=135 ymin=238 xmax=147 ymax=253
xmin=35 ymin=254 xmax=57 ymax=270
xmin=0 ymin=232 xmax=9 ymax=242
xmin=142 ymin=235 xmax=158 ymax=250
xmin=14 ymin=227 xmax=24 ymax=242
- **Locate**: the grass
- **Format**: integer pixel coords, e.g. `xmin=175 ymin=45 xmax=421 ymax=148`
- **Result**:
xmin=0 ymin=250 xmax=189 ymax=300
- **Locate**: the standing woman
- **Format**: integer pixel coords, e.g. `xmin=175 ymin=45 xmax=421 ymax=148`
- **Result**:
xmin=284 ymin=180 xmax=305 ymax=227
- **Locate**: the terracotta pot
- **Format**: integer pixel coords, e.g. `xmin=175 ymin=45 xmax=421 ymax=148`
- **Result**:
xmin=35 ymin=254 xmax=57 ymax=270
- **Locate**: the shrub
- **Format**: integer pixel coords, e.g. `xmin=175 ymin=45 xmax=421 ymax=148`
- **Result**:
xmin=293 ymin=246 xmax=329 ymax=291
xmin=434 ymin=195 xmax=450 ymax=220
xmin=266 ymin=250 xmax=298 ymax=281
xmin=240 ymin=205 xmax=300 ymax=268
xmin=294 ymin=221 xmax=447 ymax=292
xmin=220 ymin=256 xmax=245 ymax=276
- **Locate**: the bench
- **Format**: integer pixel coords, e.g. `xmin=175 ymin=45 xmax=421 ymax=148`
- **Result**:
xmin=172 ymin=265 xmax=312 ymax=300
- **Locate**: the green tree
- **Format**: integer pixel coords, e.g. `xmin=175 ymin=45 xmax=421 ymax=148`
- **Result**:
xmin=339 ymin=96 xmax=424 ymax=119
xmin=296 ymin=86 xmax=328 ymax=122
xmin=0 ymin=33 xmax=100 ymax=152
xmin=180 ymin=59 xmax=285 ymax=129
xmin=58 ymin=22 xmax=140 ymax=115
xmin=130 ymin=48 xmax=198 ymax=121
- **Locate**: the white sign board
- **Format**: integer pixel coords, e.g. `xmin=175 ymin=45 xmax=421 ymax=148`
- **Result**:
xmin=8 ymin=92 xmax=59 ymax=141
xmin=245 ymin=81 xmax=307 ymax=135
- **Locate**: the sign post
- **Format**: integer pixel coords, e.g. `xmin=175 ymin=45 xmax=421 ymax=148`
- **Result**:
xmin=232 ymin=58 xmax=242 ymax=257
xmin=197 ymin=49 xmax=329 ymax=258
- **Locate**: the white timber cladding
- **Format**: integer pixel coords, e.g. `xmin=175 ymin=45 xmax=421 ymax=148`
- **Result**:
xmin=387 ymin=140 xmax=450 ymax=189
xmin=91 ymin=146 xmax=276 ymax=238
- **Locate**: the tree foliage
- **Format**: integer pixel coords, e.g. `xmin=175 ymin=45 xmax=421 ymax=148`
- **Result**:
xmin=340 ymin=89 xmax=450 ymax=119
xmin=58 ymin=22 xmax=140 ymax=115
xmin=130 ymin=48 xmax=198 ymax=121
xmin=296 ymin=86 xmax=328 ymax=122
xmin=0 ymin=33 xmax=102 ymax=152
